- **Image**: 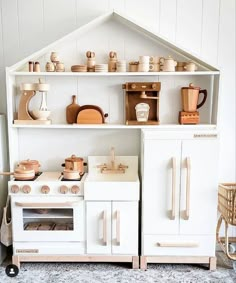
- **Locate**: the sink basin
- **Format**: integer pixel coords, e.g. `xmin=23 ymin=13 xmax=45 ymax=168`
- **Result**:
xmin=84 ymin=174 xmax=139 ymax=200
xmin=84 ymin=156 xmax=140 ymax=201
xmin=85 ymin=173 xmax=138 ymax=182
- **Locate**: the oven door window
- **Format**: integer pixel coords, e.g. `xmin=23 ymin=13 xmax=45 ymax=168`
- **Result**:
xmin=12 ymin=197 xmax=84 ymax=242
xmin=23 ymin=208 xmax=73 ymax=231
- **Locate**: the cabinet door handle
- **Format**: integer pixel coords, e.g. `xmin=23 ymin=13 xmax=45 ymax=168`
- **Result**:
xmin=183 ymin=157 xmax=191 ymax=220
xmin=170 ymin=157 xmax=176 ymax=220
xmin=102 ymin=210 xmax=107 ymax=246
xmin=116 ymin=210 xmax=120 ymax=246
xmin=157 ymin=242 xmax=198 ymax=248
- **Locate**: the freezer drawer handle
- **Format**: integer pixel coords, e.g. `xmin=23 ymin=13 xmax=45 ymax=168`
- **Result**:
xmin=183 ymin=157 xmax=191 ymax=220
xmin=157 ymin=242 xmax=199 ymax=248
xmin=170 ymin=157 xmax=176 ymax=220
xmin=15 ymin=201 xmax=81 ymax=207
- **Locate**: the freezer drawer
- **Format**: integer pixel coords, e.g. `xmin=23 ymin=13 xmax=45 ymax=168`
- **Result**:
xmin=142 ymin=234 xmax=216 ymax=256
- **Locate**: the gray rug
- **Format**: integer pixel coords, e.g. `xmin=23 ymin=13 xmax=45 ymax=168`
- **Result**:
xmin=0 ymin=252 xmax=235 ymax=283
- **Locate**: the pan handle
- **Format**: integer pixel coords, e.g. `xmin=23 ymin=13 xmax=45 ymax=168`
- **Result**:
xmin=0 ymin=172 xmax=14 ymax=176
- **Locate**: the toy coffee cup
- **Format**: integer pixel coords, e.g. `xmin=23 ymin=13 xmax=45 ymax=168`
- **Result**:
xmin=184 ymin=61 xmax=198 ymax=72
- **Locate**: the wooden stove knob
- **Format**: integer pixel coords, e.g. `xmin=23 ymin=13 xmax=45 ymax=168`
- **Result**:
xmin=22 ymin=185 xmax=31 ymax=194
xmin=152 ymin=83 xmax=157 ymax=89
xmin=60 ymin=185 xmax=69 ymax=194
xmin=11 ymin=185 xmax=20 ymax=193
xmin=71 ymin=185 xmax=80 ymax=194
xmin=131 ymin=84 xmax=136 ymax=89
xmin=41 ymin=185 xmax=50 ymax=194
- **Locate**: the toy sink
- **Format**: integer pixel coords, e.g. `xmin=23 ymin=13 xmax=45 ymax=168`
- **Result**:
xmin=84 ymin=155 xmax=139 ymax=201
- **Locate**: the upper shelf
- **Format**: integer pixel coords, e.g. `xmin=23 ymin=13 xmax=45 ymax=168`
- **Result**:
xmin=10 ymin=71 xmax=220 ymax=76
xmin=11 ymin=124 xmax=217 ymax=130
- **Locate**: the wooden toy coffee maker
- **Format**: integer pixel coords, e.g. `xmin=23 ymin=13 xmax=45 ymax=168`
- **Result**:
xmin=122 ymin=82 xmax=161 ymax=125
xmin=14 ymin=79 xmax=51 ymax=125
xmin=179 ymin=83 xmax=207 ymax=124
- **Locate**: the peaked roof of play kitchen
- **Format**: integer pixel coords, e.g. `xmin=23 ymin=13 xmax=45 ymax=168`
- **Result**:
xmin=7 ymin=10 xmax=219 ymax=72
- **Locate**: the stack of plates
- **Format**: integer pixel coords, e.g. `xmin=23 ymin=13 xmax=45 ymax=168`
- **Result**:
xmin=95 ymin=64 xmax=108 ymax=72
xmin=71 ymin=65 xmax=87 ymax=72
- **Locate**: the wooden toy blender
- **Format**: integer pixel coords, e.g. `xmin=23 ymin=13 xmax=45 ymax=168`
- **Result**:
xmin=179 ymin=83 xmax=207 ymax=124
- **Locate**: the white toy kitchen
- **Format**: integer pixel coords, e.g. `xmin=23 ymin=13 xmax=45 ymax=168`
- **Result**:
xmin=4 ymin=11 xmax=220 ymax=271
xmin=9 ymin=151 xmax=140 ymax=269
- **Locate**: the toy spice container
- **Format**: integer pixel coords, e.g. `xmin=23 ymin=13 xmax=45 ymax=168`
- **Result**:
xmin=28 ymin=61 xmax=34 ymax=72
xmin=86 ymin=51 xmax=95 ymax=72
xmin=34 ymin=62 xmax=40 ymax=72
xmin=55 ymin=62 xmax=65 ymax=72
xmin=108 ymin=51 xmax=117 ymax=72
xmin=129 ymin=61 xmax=139 ymax=72
xmin=116 ymin=60 xmax=126 ymax=72
xmin=45 ymin=62 xmax=55 ymax=72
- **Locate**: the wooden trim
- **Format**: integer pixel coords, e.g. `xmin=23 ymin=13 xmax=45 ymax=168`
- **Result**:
xmin=170 ymin=157 xmax=176 ymax=220
xmin=132 ymin=256 xmax=139 ymax=269
xmin=140 ymin=256 xmax=147 ymax=270
xmin=13 ymin=254 xmax=216 ymax=270
xmin=16 ymin=255 xmax=133 ymax=262
xmin=12 ymin=255 xmax=136 ymax=269
xmin=12 ymin=256 xmax=20 ymax=269
xmin=145 ymin=255 xmax=215 ymax=268
xmin=209 ymin=257 xmax=217 ymax=270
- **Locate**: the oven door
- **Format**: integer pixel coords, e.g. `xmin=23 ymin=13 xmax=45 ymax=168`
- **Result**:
xmin=11 ymin=196 xmax=84 ymax=242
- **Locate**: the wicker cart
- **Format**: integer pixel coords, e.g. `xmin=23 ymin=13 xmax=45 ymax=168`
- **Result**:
xmin=216 ymin=183 xmax=236 ymax=261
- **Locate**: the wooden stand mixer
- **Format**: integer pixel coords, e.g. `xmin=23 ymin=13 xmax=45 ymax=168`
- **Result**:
xmin=14 ymin=79 xmax=51 ymax=125
xmin=179 ymin=83 xmax=207 ymax=125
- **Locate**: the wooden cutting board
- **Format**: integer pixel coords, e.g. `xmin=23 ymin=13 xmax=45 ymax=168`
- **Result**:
xmin=66 ymin=95 xmax=80 ymax=124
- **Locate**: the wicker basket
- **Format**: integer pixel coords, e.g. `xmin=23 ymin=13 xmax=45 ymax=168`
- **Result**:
xmin=218 ymin=183 xmax=236 ymax=225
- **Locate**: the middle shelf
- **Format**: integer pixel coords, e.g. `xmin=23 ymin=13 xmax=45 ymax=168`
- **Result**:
xmin=11 ymin=71 xmax=220 ymax=76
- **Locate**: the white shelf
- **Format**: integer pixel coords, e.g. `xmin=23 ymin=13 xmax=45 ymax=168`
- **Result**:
xmin=11 ymin=71 xmax=220 ymax=76
xmin=11 ymin=123 xmax=217 ymax=130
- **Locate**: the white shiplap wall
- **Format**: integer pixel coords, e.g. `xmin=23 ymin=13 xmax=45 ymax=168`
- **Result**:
xmin=0 ymin=0 xmax=235 ymax=183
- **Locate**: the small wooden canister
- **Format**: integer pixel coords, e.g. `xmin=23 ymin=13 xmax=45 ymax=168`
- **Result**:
xmin=45 ymin=62 xmax=55 ymax=72
xmin=129 ymin=61 xmax=139 ymax=72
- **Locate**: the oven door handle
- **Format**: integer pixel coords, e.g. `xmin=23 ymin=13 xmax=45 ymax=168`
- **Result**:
xmin=14 ymin=201 xmax=81 ymax=208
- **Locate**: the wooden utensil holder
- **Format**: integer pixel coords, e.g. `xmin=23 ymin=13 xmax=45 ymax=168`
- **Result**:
xmin=122 ymin=82 xmax=161 ymax=125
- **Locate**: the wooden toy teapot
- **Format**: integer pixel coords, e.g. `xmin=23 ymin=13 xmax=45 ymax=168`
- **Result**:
xmin=159 ymin=56 xmax=177 ymax=72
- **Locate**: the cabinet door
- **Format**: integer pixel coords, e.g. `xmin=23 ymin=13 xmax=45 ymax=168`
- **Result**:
xmin=143 ymin=139 xmax=181 ymax=234
xmin=112 ymin=202 xmax=138 ymax=255
xmin=86 ymin=202 xmax=111 ymax=254
xmin=179 ymin=139 xmax=218 ymax=235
